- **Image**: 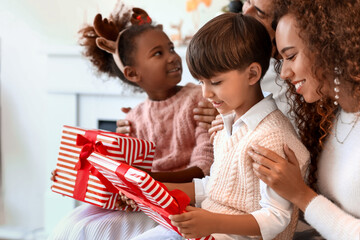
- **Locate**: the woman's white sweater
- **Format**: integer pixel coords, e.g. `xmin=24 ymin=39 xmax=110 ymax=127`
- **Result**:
xmin=304 ymin=109 xmax=360 ymax=240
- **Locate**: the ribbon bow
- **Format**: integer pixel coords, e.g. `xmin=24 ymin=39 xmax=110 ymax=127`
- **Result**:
xmin=75 ymin=133 xmax=108 ymax=170
xmin=73 ymin=132 xmax=118 ymax=201
xmin=131 ymin=7 xmax=152 ymax=25
xmin=135 ymin=15 xmax=152 ymax=25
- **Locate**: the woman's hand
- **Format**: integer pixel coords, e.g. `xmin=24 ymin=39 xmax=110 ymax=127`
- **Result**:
xmin=208 ymin=114 xmax=224 ymax=143
xmin=169 ymin=206 xmax=216 ymax=238
xmin=193 ymin=100 xmax=218 ymax=130
xmin=249 ymin=144 xmax=317 ymax=211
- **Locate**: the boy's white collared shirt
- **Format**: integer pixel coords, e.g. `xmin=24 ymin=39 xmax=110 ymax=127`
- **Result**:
xmin=194 ymin=95 xmax=293 ymax=240
xmin=222 ymin=94 xmax=279 ymax=136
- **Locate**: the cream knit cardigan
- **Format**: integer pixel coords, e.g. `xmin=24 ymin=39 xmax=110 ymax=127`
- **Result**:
xmin=202 ymin=109 xmax=309 ymax=240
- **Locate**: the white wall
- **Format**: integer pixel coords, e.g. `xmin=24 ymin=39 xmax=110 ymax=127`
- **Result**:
xmin=0 ymin=9 xmax=48 ymax=231
xmin=0 ymin=0 xmax=228 ymax=238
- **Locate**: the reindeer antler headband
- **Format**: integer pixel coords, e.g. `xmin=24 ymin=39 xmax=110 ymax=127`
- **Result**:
xmin=94 ymin=8 xmax=152 ymax=73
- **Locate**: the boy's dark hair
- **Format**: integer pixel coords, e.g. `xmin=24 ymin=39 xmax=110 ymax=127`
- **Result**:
xmin=186 ymin=13 xmax=272 ymax=80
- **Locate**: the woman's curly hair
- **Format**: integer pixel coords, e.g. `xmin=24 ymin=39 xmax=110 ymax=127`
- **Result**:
xmin=272 ymin=0 xmax=360 ymax=191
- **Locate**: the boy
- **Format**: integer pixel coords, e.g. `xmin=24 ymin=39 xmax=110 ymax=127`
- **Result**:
xmin=135 ymin=13 xmax=309 ymax=240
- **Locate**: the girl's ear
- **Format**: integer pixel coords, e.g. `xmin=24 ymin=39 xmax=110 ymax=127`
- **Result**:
xmin=123 ymin=66 xmax=140 ymax=83
xmin=247 ymin=62 xmax=262 ymax=85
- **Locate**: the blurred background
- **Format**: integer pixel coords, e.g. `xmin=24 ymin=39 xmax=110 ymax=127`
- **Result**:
xmin=0 ymin=0 xmax=244 ymax=239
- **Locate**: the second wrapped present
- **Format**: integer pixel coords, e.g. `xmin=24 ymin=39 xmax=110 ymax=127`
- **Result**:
xmin=51 ymin=125 xmax=156 ymax=211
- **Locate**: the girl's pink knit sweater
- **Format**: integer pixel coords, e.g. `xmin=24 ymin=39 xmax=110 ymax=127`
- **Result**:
xmin=125 ymin=83 xmax=213 ymax=175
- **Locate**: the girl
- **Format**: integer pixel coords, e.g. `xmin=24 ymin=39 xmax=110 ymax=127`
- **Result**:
xmin=90 ymin=6 xmax=212 ymax=182
xmin=249 ymin=1 xmax=360 ymax=239
xmin=49 ymin=4 xmax=213 ymax=240
xmin=138 ymin=13 xmax=310 ymax=240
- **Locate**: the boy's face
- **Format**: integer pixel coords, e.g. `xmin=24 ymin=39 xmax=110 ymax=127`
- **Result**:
xmin=199 ymin=69 xmax=261 ymax=119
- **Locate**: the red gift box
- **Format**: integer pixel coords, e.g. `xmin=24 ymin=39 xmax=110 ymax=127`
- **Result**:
xmin=87 ymin=151 xmax=215 ymax=240
xmin=51 ymin=125 xmax=156 ymax=211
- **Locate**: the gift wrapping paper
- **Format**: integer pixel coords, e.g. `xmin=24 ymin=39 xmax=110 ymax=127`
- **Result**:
xmin=51 ymin=125 xmax=156 ymax=211
xmin=87 ymin=151 xmax=215 ymax=240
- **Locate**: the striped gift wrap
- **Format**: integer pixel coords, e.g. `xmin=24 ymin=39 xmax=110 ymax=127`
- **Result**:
xmin=87 ymin=152 xmax=215 ymax=240
xmin=51 ymin=125 xmax=156 ymax=211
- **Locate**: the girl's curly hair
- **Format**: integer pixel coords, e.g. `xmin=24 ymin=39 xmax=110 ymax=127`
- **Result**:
xmin=78 ymin=4 xmax=161 ymax=92
xmin=78 ymin=4 xmax=130 ymax=83
xmin=272 ymin=0 xmax=360 ymax=191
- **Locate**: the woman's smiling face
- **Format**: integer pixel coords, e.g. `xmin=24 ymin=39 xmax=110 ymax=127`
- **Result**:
xmin=276 ymin=14 xmax=326 ymax=103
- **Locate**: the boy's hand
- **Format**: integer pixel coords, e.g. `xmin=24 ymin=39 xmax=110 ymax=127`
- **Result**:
xmin=116 ymin=191 xmax=138 ymax=211
xmin=169 ymin=206 xmax=216 ymax=238
xmin=193 ymin=100 xmax=218 ymax=130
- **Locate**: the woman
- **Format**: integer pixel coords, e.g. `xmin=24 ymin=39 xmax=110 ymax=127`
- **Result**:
xmin=250 ymin=1 xmax=360 ymax=239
